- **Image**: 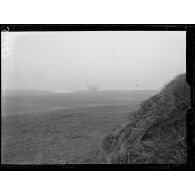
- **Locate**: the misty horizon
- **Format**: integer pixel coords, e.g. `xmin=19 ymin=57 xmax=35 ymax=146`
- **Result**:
xmin=2 ymin=31 xmax=186 ymax=91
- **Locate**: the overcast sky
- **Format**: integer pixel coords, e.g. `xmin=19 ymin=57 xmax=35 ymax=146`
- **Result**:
xmin=2 ymin=31 xmax=186 ymax=91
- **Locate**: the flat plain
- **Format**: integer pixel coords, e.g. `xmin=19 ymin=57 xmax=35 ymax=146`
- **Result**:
xmin=1 ymin=90 xmax=157 ymax=164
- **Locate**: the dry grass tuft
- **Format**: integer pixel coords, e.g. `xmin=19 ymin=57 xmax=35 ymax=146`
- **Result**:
xmin=101 ymin=73 xmax=190 ymax=164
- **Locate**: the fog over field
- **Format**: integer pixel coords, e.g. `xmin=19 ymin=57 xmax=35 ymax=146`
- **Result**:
xmin=2 ymin=31 xmax=185 ymax=92
xmin=1 ymin=31 xmax=186 ymax=164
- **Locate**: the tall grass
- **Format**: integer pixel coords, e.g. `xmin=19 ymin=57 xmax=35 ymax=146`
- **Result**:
xmin=100 ymin=74 xmax=190 ymax=164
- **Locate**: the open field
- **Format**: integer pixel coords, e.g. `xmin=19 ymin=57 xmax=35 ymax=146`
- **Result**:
xmin=1 ymin=90 xmax=157 ymax=164
xmin=2 ymin=90 xmax=157 ymax=116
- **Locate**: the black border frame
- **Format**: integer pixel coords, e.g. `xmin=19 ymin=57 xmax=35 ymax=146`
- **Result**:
xmin=1 ymin=24 xmax=195 ymax=171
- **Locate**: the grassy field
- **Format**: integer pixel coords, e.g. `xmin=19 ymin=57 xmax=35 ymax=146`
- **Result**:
xmin=1 ymin=90 xmax=157 ymax=164
xmin=2 ymin=90 xmax=157 ymax=115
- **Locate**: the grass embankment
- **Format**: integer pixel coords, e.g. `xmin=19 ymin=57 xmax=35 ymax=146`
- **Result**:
xmin=88 ymin=74 xmax=190 ymax=164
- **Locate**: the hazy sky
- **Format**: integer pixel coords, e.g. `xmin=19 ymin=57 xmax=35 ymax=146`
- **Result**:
xmin=2 ymin=31 xmax=186 ymax=91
